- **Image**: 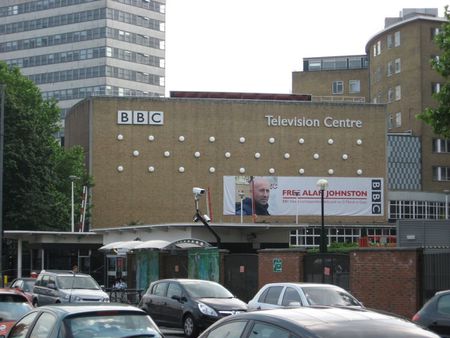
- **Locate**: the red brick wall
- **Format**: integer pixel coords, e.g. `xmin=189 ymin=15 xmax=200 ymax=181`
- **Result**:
xmin=349 ymin=248 xmax=422 ymax=319
xmin=257 ymin=249 xmax=307 ymax=288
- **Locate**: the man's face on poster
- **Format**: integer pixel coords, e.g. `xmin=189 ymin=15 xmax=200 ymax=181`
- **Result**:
xmin=253 ymin=178 xmax=270 ymax=206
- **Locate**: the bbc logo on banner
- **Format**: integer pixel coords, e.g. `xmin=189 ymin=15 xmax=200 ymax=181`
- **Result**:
xmin=371 ymin=179 xmax=382 ymax=214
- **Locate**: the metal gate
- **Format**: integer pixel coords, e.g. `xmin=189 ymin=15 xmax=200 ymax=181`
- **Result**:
xmin=224 ymin=254 xmax=258 ymax=302
xmin=159 ymin=251 xmax=189 ymax=279
xmin=423 ymin=252 xmax=450 ymax=304
xmin=304 ymin=253 xmax=350 ymax=290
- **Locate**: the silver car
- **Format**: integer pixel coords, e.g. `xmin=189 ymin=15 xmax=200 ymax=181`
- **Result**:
xmin=247 ymin=282 xmax=363 ymax=311
xmin=32 ymin=270 xmax=110 ymax=306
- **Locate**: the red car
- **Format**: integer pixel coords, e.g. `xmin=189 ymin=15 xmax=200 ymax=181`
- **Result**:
xmin=0 ymin=288 xmax=33 ymax=337
xmin=9 ymin=277 xmax=36 ymax=304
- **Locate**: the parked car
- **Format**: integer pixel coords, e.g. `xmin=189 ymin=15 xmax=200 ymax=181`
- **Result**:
xmin=0 ymin=288 xmax=33 ymax=337
xmin=32 ymin=270 xmax=109 ymax=307
xmin=198 ymin=306 xmax=441 ymax=338
xmin=9 ymin=277 xmax=37 ymax=304
xmin=412 ymin=289 xmax=450 ymax=338
xmin=247 ymin=282 xmax=363 ymax=311
xmin=5 ymin=303 xmax=164 ymax=338
xmin=138 ymin=278 xmax=247 ymax=338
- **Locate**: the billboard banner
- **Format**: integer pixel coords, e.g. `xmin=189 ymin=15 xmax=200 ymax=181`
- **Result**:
xmin=223 ymin=176 xmax=383 ymax=216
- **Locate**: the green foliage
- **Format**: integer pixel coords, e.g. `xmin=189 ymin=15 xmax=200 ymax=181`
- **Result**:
xmin=0 ymin=62 xmax=88 ymax=231
xmin=307 ymin=242 xmax=358 ymax=253
xmin=418 ymin=6 xmax=450 ymax=138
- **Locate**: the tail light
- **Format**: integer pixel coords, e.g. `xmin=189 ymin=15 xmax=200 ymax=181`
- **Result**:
xmin=412 ymin=313 xmax=420 ymax=322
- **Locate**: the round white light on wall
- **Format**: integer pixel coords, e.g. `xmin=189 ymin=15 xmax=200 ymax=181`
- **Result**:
xmin=357 ymin=169 xmax=363 ymax=175
xmin=299 ymin=168 xmax=305 ymax=175
xmin=117 ymin=134 xmax=124 ymax=141
xmin=328 ymin=139 xmax=334 ymax=145
xmin=313 ymin=153 xmax=319 ymax=159
xmin=178 ymin=136 xmax=185 ymax=142
xmin=269 ymin=168 xmax=275 ymax=174
xmin=328 ymin=169 xmax=334 ymax=175
xmin=239 ymin=137 xmax=246 ymax=143
xmin=269 ymin=137 xmax=275 ymax=144
xmin=117 ymin=165 xmax=124 ymax=172
xmin=209 ymin=136 xmax=215 ymax=143
xmin=164 ymin=151 xmax=170 ymax=157
xmin=178 ymin=166 xmax=185 ymax=173
xmin=148 ymin=135 xmax=155 ymax=141
xmin=356 ymin=139 xmax=363 ymax=145
xmin=209 ymin=167 xmax=215 ymax=173
xmin=225 ymin=152 xmax=231 ymax=158
xmin=342 ymin=154 xmax=348 ymax=160
xmin=299 ymin=138 xmax=305 ymax=144
xmin=284 ymin=153 xmax=290 ymax=159
xmin=194 ymin=151 xmax=201 ymax=158
xmin=148 ymin=166 xmax=155 ymax=172
xmin=132 ymin=150 xmax=139 ymax=157
xmin=239 ymin=167 xmax=246 ymax=174
xmin=255 ymin=152 xmax=261 ymax=159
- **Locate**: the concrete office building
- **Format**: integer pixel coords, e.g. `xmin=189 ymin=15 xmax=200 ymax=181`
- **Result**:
xmin=292 ymin=8 xmax=450 ymax=234
xmin=0 ymin=0 xmax=166 ymax=140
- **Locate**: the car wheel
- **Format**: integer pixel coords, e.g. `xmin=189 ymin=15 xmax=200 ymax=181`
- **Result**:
xmin=183 ymin=314 xmax=198 ymax=338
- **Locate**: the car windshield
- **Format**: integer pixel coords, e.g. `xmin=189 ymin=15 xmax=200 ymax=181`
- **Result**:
xmin=182 ymin=281 xmax=233 ymax=298
xmin=57 ymin=276 xmax=100 ymax=290
xmin=302 ymin=287 xmax=361 ymax=306
xmin=22 ymin=280 xmax=36 ymax=292
xmin=0 ymin=299 xmax=32 ymax=321
xmin=62 ymin=312 xmax=163 ymax=338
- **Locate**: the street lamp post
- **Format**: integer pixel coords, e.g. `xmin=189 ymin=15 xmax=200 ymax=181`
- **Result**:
xmin=444 ymin=189 xmax=449 ymax=220
xmin=69 ymin=175 xmax=79 ymax=232
xmin=316 ymin=179 xmax=328 ymax=253
xmin=0 ymin=84 xmax=5 ymax=286
xmin=239 ymin=191 xmax=245 ymax=224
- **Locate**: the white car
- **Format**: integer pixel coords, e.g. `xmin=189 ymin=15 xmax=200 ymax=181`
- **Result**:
xmin=247 ymin=282 xmax=363 ymax=311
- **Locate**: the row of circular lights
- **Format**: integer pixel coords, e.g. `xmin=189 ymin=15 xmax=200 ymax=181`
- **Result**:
xmin=116 ymin=165 xmax=364 ymax=176
xmin=117 ymin=134 xmax=364 ymax=146
xmin=131 ymin=149 xmax=352 ymax=161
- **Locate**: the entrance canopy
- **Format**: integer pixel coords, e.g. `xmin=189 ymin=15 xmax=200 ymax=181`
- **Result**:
xmin=99 ymin=238 xmax=212 ymax=254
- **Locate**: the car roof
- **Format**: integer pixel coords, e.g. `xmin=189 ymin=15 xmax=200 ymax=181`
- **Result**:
xmin=39 ymin=270 xmax=91 ymax=277
xmin=153 ymin=278 xmax=218 ymax=283
xmin=36 ymin=303 xmax=147 ymax=316
xmin=261 ymin=282 xmax=345 ymax=289
xmin=0 ymin=288 xmax=30 ymax=296
xmin=219 ymin=307 xmax=436 ymax=337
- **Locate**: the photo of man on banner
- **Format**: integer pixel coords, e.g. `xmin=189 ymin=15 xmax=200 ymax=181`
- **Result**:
xmin=235 ymin=176 xmax=272 ymax=216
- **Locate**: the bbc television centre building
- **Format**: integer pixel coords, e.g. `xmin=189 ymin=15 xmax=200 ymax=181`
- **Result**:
xmin=65 ymin=91 xmax=391 ymax=251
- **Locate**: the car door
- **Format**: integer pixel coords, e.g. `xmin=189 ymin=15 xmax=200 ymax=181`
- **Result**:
xmin=280 ymin=287 xmax=303 ymax=307
xmin=254 ymin=286 xmax=284 ymax=310
xmin=163 ymin=282 xmax=185 ymax=327
xmin=429 ymin=293 xmax=450 ymax=337
xmin=147 ymin=282 xmax=169 ymax=323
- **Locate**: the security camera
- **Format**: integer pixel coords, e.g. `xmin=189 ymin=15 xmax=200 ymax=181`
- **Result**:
xmin=193 ymin=187 xmax=205 ymax=195
xmin=203 ymin=214 xmax=211 ymax=222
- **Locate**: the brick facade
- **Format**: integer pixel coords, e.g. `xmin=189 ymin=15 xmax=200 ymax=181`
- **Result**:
xmin=257 ymin=249 xmax=306 ymax=287
xmin=350 ymin=248 xmax=422 ymax=318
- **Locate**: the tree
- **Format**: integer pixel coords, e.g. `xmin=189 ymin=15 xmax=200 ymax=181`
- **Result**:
xmin=418 ymin=6 xmax=450 ymax=138
xmin=0 ymin=62 xmax=88 ymax=231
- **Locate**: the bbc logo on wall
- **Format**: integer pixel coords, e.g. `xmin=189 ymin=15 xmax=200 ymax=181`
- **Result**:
xmin=371 ymin=179 xmax=382 ymax=214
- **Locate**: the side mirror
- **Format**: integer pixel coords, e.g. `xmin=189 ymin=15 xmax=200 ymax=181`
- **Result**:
xmin=288 ymin=301 xmax=301 ymax=307
xmin=172 ymin=295 xmax=181 ymax=301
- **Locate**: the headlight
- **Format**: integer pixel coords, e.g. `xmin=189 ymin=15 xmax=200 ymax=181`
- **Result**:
xmin=198 ymin=302 xmax=218 ymax=317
